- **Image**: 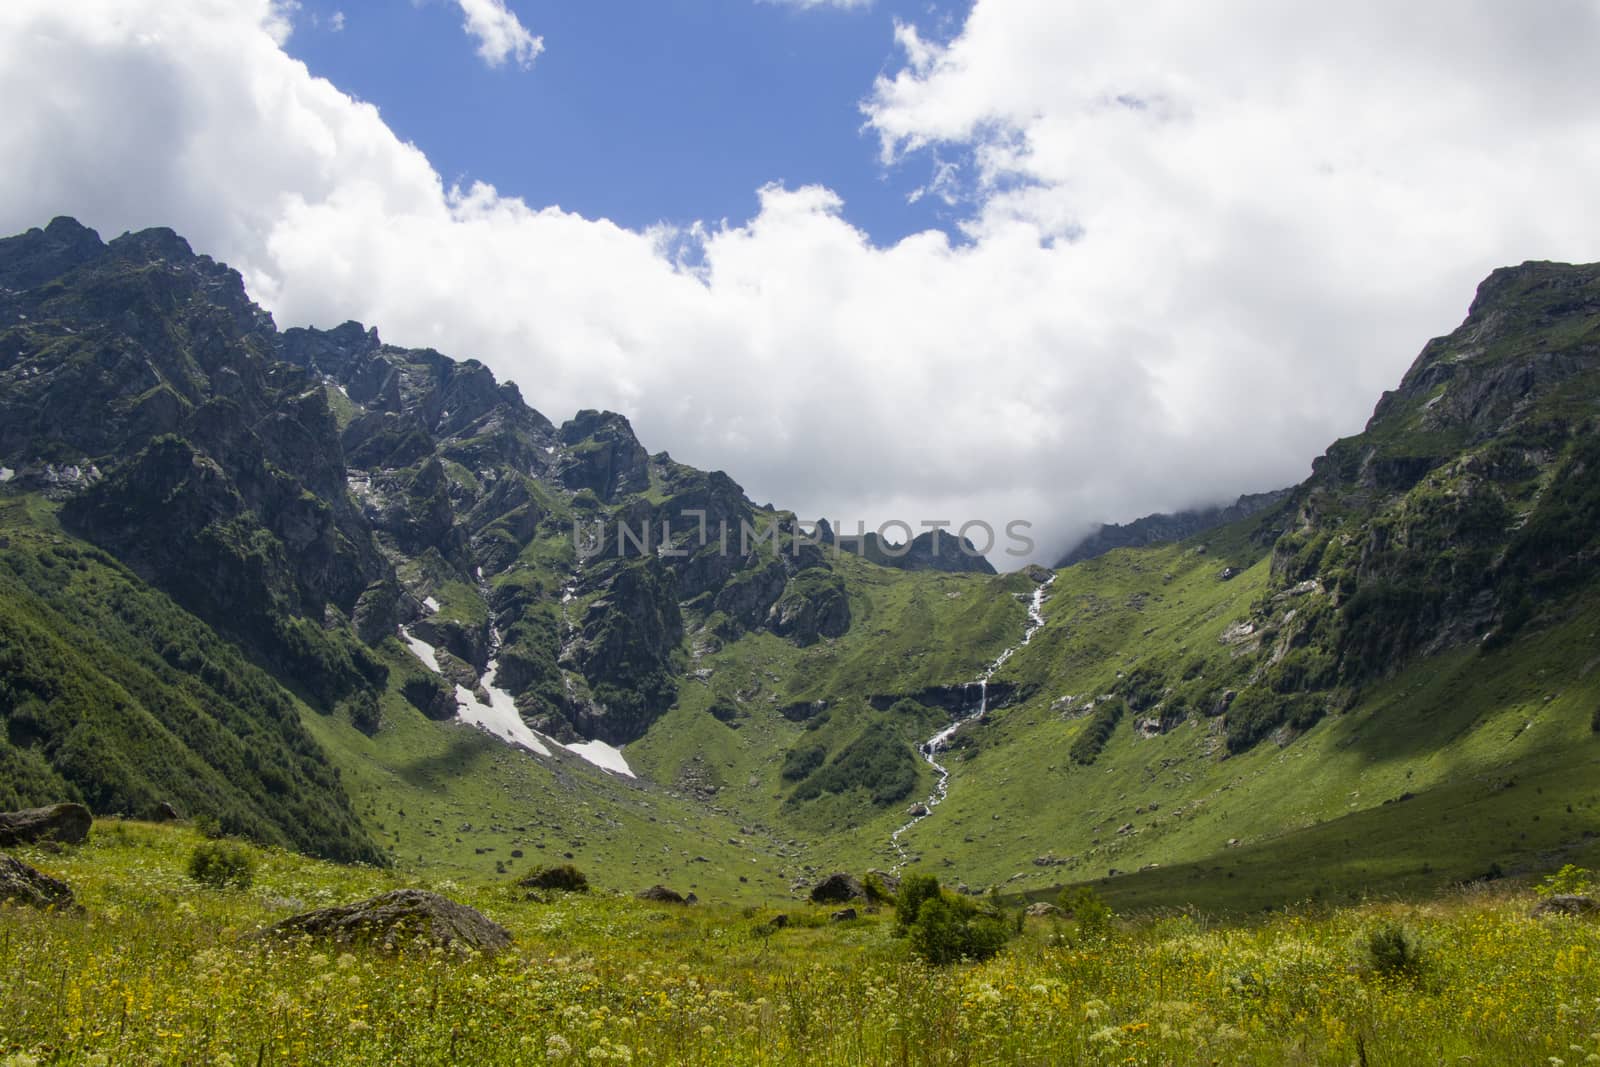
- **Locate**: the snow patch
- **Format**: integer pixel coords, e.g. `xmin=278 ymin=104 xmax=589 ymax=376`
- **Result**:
xmin=454 ymin=661 xmax=552 ymax=757
xmin=400 ymin=625 xmax=631 ymax=774
xmin=400 ymin=627 xmax=442 ymax=673
xmin=564 ymin=739 xmax=634 ymax=778
xmin=0 ymin=466 xmax=13 ymax=483
xmin=423 ymin=596 xmax=441 ymax=612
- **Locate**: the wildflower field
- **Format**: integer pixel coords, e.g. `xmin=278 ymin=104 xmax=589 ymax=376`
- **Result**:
xmin=3 ymin=821 xmax=1599 ymax=1066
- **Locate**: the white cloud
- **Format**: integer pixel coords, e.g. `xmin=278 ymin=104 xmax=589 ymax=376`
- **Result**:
xmin=2 ymin=0 xmax=1600 ymax=566
xmin=455 ymin=0 xmax=541 ymax=69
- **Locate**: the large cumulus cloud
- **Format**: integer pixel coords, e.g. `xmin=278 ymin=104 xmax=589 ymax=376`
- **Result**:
xmin=3 ymin=0 xmax=1599 ymax=564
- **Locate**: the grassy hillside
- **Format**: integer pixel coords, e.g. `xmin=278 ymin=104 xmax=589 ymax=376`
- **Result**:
xmin=2 ymin=820 xmax=1597 ymax=1065
xmin=0 ymin=495 xmax=378 ymax=863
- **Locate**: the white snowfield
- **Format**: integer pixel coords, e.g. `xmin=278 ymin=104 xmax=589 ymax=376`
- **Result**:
xmin=400 ymin=627 xmax=633 ymax=776
xmin=399 ymin=627 xmax=441 ymax=672
xmin=423 ymin=596 xmax=441 ymax=612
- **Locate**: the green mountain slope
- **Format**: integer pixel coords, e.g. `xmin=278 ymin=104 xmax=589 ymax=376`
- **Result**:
xmin=2 ymin=216 xmax=1598 ymax=907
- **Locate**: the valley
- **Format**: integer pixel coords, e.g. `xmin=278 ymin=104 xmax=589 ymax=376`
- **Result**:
xmin=0 ymin=218 xmax=1597 ymax=916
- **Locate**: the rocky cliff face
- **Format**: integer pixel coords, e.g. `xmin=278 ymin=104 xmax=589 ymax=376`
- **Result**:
xmin=1213 ymin=261 xmax=1600 ymax=751
xmin=0 ymin=216 xmax=875 ymax=755
xmin=1055 ymin=490 xmax=1293 ymax=568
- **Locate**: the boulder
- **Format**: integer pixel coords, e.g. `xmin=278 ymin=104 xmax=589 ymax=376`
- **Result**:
xmin=517 ymin=864 xmax=589 ymax=893
xmin=865 ymin=869 xmax=901 ymax=895
xmin=1532 ymin=895 xmax=1599 ymax=919
xmin=148 ymin=802 xmax=181 ymax=823
xmin=0 ymin=803 xmax=93 ymax=846
xmin=830 ymin=908 xmax=858 ymax=922
xmin=0 ymin=853 xmax=77 ymax=910
xmin=259 ymin=889 xmax=511 ymax=955
xmin=1025 ymin=902 xmax=1063 ymax=918
xmin=636 ymin=885 xmax=688 ymax=904
xmin=809 ymin=873 xmax=866 ymax=905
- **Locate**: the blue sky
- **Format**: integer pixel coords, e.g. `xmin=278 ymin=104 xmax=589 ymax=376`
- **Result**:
xmin=286 ymin=0 xmax=970 ymax=245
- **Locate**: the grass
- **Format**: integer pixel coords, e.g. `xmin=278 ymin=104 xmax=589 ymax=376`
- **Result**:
xmin=3 ymin=820 xmax=1599 ymax=1065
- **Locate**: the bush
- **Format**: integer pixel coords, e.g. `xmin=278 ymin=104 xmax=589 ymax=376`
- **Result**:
xmin=895 ymin=873 xmax=942 ymax=931
xmin=781 ymin=744 xmax=826 ymax=782
xmin=908 ymin=896 xmax=1013 ymax=966
xmin=519 ymin=864 xmax=590 ymax=893
xmin=1537 ymin=864 xmax=1594 ymax=898
xmin=188 ymin=841 xmax=255 ymax=890
xmin=340 ymin=690 xmax=382 ymax=735
xmin=893 ymin=875 xmax=1014 ymax=965
xmin=1591 ymin=704 xmax=1600 ymax=734
xmin=1364 ymin=920 xmax=1425 ymax=977
xmin=1057 ymin=886 xmax=1113 ymax=939
xmin=788 ymin=722 xmax=918 ymax=806
xmin=1069 ymin=699 xmax=1124 ymax=765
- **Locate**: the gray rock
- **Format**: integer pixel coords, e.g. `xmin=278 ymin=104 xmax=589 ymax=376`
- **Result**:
xmin=636 ymin=884 xmax=689 ymax=904
xmin=0 ymin=853 xmax=77 ymax=910
xmin=0 ymin=803 xmax=92 ymax=847
xmin=259 ymin=889 xmax=512 ymax=955
xmin=1532 ymin=895 xmax=1598 ymax=919
xmin=1025 ymin=902 xmax=1062 ymax=917
xmin=830 ymin=908 xmax=858 ymax=922
xmin=809 ymin=873 xmax=866 ymax=904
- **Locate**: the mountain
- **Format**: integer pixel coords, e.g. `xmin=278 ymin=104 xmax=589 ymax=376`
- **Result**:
xmin=1054 ymin=489 xmax=1293 ymax=568
xmin=2 ymin=217 xmax=1598 ymax=906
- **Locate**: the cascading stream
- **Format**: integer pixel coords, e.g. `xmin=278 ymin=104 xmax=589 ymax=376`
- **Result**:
xmin=889 ymin=574 xmax=1055 ymax=869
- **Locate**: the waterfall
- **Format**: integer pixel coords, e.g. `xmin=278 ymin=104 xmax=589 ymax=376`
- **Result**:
xmin=889 ymin=574 xmax=1056 ymax=867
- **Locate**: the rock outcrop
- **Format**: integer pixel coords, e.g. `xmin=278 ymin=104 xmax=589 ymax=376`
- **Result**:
xmin=1532 ymin=895 xmax=1599 ymax=919
xmin=636 ymin=885 xmax=689 ymax=904
xmin=0 ymin=803 xmax=92 ymax=847
xmin=0 ymin=853 xmax=77 ymax=910
xmin=259 ymin=889 xmax=512 ymax=954
xmin=809 ymin=873 xmax=866 ymax=905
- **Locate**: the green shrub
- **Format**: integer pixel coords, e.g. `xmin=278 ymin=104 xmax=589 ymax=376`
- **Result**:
xmin=340 ymin=690 xmax=382 ymax=735
xmin=1118 ymin=667 xmax=1166 ymax=711
xmin=895 ymin=873 xmax=942 ymax=931
xmin=1537 ymin=864 xmax=1594 ymax=897
xmin=788 ymin=722 xmax=918 ymax=806
xmin=519 ymin=864 xmax=590 ymax=893
xmin=1591 ymin=704 xmax=1600 ymax=734
xmin=1364 ymin=920 xmax=1425 ymax=977
xmin=188 ymin=841 xmax=255 ymax=890
xmin=781 ymin=744 xmax=826 ymax=782
xmin=708 ymin=698 xmax=744 ymax=725
xmin=1069 ymin=699 xmax=1124 ymax=765
xmin=1057 ymin=886 xmax=1113 ymax=939
xmin=907 ymin=895 xmax=1013 ymax=965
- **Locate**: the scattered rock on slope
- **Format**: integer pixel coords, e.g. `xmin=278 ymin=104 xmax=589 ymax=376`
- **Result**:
xmin=0 ymin=803 xmax=93 ymax=847
xmin=259 ymin=889 xmax=512 ymax=954
xmin=0 ymin=853 xmax=77 ymax=910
